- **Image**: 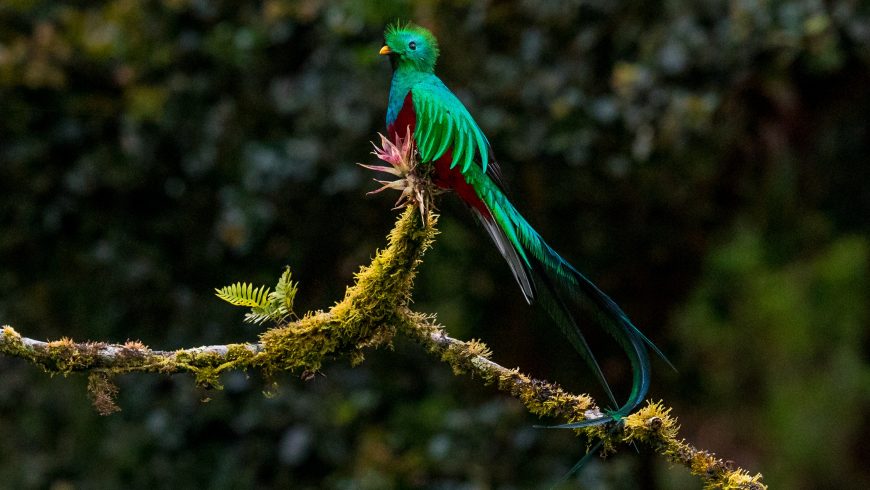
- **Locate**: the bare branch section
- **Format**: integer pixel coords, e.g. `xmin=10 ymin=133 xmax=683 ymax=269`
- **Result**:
xmin=0 ymin=206 xmax=765 ymax=489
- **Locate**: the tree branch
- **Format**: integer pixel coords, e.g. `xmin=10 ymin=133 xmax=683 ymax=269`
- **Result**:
xmin=400 ymin=313 xmax=765 ymax=489
xmin=0 ymin=206 xmax=765 ymax=489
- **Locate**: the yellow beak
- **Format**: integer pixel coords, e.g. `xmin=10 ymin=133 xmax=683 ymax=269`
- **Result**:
xmin=379 ymin=45 xmax=392 ymax=55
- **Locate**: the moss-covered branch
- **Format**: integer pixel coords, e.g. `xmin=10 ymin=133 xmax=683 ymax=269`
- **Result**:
xmin=1 ymin=206 xmax=434 ymax=394
xmin=0 ymin=206 xmax=764 ymax=488
xmin=399 ymin=312 xmax=765 ymax=490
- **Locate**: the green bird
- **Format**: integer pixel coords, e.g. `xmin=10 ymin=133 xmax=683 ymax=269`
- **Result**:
xmin=377 ymin=22 xmax=669 ymax=430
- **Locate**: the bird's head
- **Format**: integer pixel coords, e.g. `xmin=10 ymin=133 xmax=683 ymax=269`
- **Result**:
xmin=380 ymin=22 xmax=439 ymax=73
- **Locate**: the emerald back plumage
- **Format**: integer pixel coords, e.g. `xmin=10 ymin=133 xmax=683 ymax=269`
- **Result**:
xmin=380 ymin=23 xmax=669 ymax=436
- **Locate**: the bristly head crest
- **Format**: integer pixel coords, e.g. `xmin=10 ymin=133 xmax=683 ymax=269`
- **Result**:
xmin=382 ymin=21 xmax=440 ymax=73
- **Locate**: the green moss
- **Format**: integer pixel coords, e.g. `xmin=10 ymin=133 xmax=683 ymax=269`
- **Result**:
xmin=620 ymin=401 xmax=767 ymax=490
xmin=226 ymin=343 xmax=256 ymax=361
xmin=42 ymin=338 xmax=99 ymax=375
xmin=623 ymin=401 xmax=678 ymax=444
xmin=439 ymin=342 xmax=472 ymax=375
xmin=1 ymin=326 xmax=28 ymax=358
xmin=191 ymin=367 xmax=223 ymax=390
xmin=255 ymin=207 xmax=437 ymax=378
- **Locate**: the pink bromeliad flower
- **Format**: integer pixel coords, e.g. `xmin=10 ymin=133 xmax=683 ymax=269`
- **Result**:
xmin=359 ymin=126 xmax=435 ymax=223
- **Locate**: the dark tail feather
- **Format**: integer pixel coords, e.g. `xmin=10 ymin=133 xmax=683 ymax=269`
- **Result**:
xmin=471 ymin=208 xmax=535 ymax=303
xmin=531 ymin=258 xmax=619 ymax=409
xmin=533 ymin=236 xmax=672 ymax=371
xmin=472 ymin=209 xmax=648 ymax=422
xmin=467 ymin=170 xmax=669 ymax=426
xmin=554 ymin=438 xmax=605 ymax=487
xmin=530 ymin=238 xmax=655 ymax=425
xmin=471 ymin=208 xmax=619 ymax=409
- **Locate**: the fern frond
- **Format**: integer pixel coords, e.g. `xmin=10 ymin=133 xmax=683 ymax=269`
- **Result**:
xmin=215 ymin=282 xmax=271 ymax=308
xmin=216 ymin=268 xmax=299 ymax=326
xmin=272 ymin=266 xmax=298 ymax=313
xmin=244 ymin=310 xmax=280 ymax=325
xmin=245 ymin=267 xmax=299 ymax=325
xmin=243 ymin=311 xmax=270 ymax=324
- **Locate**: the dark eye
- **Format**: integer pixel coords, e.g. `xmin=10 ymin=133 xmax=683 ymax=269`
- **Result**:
xmin=408 ymin=41 xmax=416 ymax=50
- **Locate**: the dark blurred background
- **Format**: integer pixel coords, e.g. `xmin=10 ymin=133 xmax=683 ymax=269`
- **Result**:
xmin=1 ymin=1 xmax=868 ymax=488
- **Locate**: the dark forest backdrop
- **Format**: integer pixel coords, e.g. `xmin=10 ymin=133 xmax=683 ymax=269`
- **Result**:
xmin=1 ymin=1 xmax=868 ymax=488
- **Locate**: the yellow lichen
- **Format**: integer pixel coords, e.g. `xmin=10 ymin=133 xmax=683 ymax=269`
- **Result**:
xmin=40 ymin=337 xmax=100 ymax=375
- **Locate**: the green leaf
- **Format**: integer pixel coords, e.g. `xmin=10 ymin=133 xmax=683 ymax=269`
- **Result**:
xmin=216 ymin=268 xmax=298 ymax=325
xmin=272 ymin=266 xmax=298 ymax=313
xmin=215 ymin=282 xmax=271 ymax=308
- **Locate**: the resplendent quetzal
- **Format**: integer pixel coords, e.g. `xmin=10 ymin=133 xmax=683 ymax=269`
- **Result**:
xmin=378 ymin=22 xmax=669 ymax=428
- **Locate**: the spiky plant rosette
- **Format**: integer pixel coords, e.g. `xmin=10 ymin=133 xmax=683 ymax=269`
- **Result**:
xmin=358 ymin=127 xmax=437 ymax=224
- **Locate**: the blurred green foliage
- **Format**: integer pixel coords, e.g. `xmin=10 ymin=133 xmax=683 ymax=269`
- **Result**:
xmin=1 ymin=0 xmax=868 ymax=488
xmin=675 ymin=231 xmax=868 ymax=489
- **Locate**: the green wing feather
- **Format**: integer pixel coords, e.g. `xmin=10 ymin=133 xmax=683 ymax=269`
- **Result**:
xmin=411 ymin=79 xmax=490 ymax=173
